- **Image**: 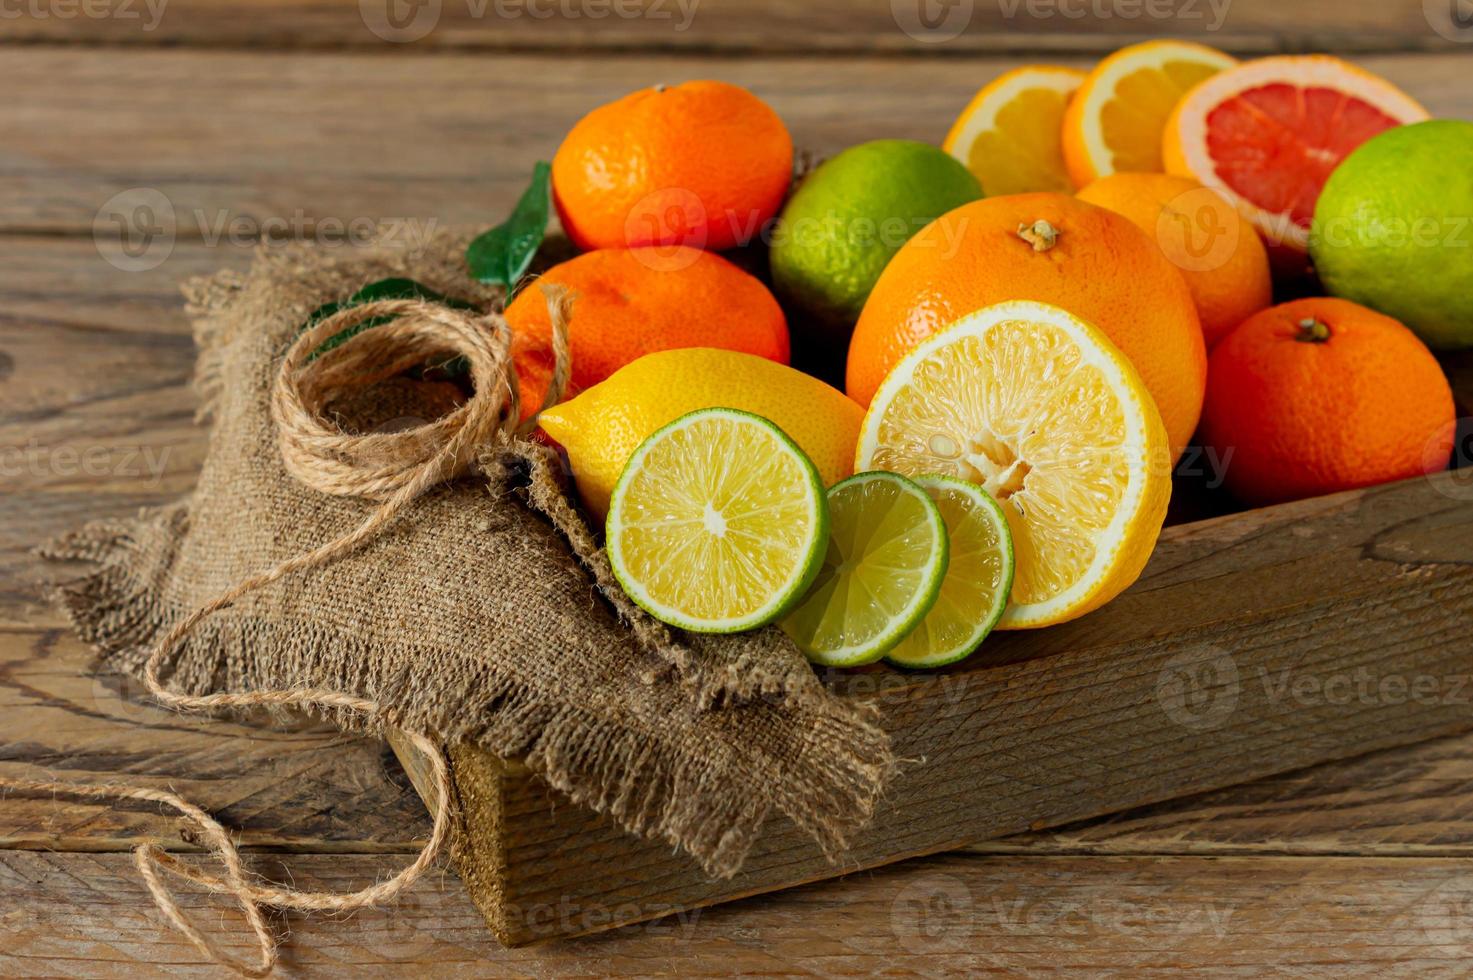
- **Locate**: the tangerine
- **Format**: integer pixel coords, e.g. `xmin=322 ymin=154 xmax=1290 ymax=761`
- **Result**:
xmin=507 ymin=247 xmax=788 ymax=421
xmin=1200 ymin=298 xmax=1454 ymax=505
xmin=551 ymin=80 xmax=793 ymax=252
xmin=1076 ymin=173 xmax=1271 ymax=348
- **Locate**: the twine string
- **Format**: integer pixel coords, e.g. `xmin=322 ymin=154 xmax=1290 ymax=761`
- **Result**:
xmin=0 ymin=287 xmax=573 ymax=977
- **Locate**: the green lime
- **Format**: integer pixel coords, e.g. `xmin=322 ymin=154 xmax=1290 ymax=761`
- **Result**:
xmin=782 ymin=471 xmax=949 ymax=667
xmin=606 ymin=408 xmax=828 ymax=634
xmin=1311 ymin=119 xmax=1473 ymax=350
xmin=885 ymin=475 xmax=1014 ymax=670
xmin=770 ymin=139 xmax=982 ymax=340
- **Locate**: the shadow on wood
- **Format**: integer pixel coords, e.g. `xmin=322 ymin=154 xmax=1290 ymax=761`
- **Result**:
xmin=394 ymin=467 xmax=1473 ymax=944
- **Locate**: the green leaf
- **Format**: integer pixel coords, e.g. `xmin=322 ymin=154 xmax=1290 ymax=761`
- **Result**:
xmin=301 ymin=277 xmax=477 ymax=364
xmin=466 ymin=161 xmax=551 ymax=297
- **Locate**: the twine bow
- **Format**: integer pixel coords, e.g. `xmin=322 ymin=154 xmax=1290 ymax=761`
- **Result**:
xmin=0 ymin=287 xmax=572 ymax=977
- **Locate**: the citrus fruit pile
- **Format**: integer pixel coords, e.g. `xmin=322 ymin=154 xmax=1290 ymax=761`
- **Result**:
xmin=461 ymin=47 xmax=1464 ymax=669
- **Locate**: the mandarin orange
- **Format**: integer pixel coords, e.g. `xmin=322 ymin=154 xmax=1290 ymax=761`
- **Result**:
xmin=506 ymin=246 xmax=788 ymax=421
xmin=1076 ymin=173 xmax=1271 ymax=348
xmin=1200 ymin=298 xmax=1454 ymax=505
xmin=551 ymin=80 xmax=792 ymax=252
xmin=846 ymin=192 xmax=1206 ymax=456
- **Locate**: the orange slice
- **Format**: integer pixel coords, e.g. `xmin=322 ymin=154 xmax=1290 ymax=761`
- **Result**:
xmin=1062 ymin=40 xmax=1236 ymax=189
xmin=1164 ymin=55 xmax=1429 ymax=253
xmin=943 ymin=66 xmax=1086 ymax=196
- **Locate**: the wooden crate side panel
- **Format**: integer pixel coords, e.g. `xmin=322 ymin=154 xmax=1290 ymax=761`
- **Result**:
xmin=456 ymin=473 xmax=1473 ymax=943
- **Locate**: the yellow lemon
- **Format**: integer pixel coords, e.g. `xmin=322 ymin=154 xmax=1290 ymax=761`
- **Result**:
xmin=943 ymin=65 xmax=1086 ymax=196
xmin=539 ymin=347 xmax=864 ymax=522
xmin=856 ymin=301 xmax=1171 ymax=628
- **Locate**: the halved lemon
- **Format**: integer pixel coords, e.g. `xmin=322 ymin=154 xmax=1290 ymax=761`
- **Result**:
xmin=886 ymin=475 xmax=1013 ymax=669
xmin=1061 ymin=39 xmax=1236 ymax=189
xmin=782 ymin=471 xmax=948 ymax=667
xmin=1163 ymin=55 xmax=1429 ymax=253
xmin=856 ymin=301 xmax=1171 ymax=629
xmin=606 ymin=408 xmax=828 ymax=634
xmin=943 ymin=66 xmax=1086 ymax=196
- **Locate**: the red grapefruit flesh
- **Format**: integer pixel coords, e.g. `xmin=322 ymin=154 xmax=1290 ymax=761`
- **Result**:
xmin=1165 ymin=56 xmax=1428 ymax=254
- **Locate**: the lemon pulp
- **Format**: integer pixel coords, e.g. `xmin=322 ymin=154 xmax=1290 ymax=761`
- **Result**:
xmin=858 ymin=301 xmax=1170 ymax=628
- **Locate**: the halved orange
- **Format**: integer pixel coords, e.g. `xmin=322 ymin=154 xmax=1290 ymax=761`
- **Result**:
xmin=943 ymin=66 xmax=1086 ymax=196
xmin=1061 ymin=40 xmax=1236 ymax=189
xmin=1164 ymin=55 xmax=1428 ymax=253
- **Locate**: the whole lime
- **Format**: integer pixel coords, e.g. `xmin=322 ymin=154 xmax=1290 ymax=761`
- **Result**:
xmin=1311 ymin=119 xmax=1473 ymax=350
xmin=770 ymin=140 xmax=982 ymax=340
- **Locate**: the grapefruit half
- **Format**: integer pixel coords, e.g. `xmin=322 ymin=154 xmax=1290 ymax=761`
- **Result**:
xmin=1164 ymin=56 xmax=1428 ymax=254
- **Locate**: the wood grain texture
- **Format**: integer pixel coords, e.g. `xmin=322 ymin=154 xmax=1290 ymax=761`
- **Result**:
xmin=0 ymin=0 xmax=1463 ymax=54
xmin=395 ymin=465 xmax=1473 ymax=943
xmin=4 ymin=235 xmax=1471 ymax=873
xmin=0 ymin=628 xmax=431 ymax=852
xmin=0 ymin=238 xmax=245 ymax=626
xmin=984 ymin=731 xmax=1473 ymax=857
xmin=4 ymin=850 xmax=1473 ymax=976
xmin=3 ymin=36 xmax=1473 ymax=968
xmin=2 ymin=49 xmax=1471 ymax=237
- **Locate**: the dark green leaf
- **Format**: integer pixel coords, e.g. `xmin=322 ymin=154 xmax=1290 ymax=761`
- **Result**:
xmin=466 ymin=161 xmax=551 ymax=297
xmin=300 ymin=277 xmax=477 ymax=364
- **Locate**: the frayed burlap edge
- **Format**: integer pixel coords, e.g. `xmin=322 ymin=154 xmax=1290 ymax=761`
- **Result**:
xmin=39 ymin=511 xmax=894 ymax=877
xmin=182 ymin=251 xmax=832 ymax=712
xmin=38 ymin=238 xmax=895 ymax=878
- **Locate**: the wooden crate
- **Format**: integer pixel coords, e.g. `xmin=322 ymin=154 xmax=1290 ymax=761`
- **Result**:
xmin=393 ymin=442 xmax=1473 ymax=945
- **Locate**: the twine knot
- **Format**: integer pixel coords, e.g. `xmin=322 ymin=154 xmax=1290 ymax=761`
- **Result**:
xmin=0 ymin=284 xmax=574 ymax=977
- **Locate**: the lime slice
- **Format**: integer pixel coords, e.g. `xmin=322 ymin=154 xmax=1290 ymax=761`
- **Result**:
xmin=606 ymin=408 xmax=828 ymax=634
xmin=782 ymin=471 xmax=949 ymax=667
xmin=886 ymin=476 xmax=1014 ymax=669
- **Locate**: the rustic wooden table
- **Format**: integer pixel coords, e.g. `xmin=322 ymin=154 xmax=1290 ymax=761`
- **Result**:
xmin=3 ymin=1 xmax=1472 ymax=975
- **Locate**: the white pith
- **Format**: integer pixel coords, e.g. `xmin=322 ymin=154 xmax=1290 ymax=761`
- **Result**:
xmin=607 ymin=408 xmax=825 ymax=633
xmin=1079 ymin=41 xmax=1237 ymax=178
xmin=1170 ymin=56 xmax=1431 ymax=251
xmin=856 ymin=301 xmax=1155 ymax=628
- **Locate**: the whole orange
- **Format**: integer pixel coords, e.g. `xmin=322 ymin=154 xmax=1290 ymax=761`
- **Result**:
xmin=506 ymin=246 xmax=789 ymax=420
xmin=847 ymin=192 xmax=1207 ymax=455
xmin=1201 ymin=298 xmax=1454 ymax=506
xmin=552 ymin=81 xmax=793 ymax=252
xmin=1076 ymin=174 xmax=1271 ymax=349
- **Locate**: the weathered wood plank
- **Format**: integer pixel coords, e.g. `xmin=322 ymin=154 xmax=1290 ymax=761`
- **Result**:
xmin=394 ymin=468 xmax=1473 ymax=943
xmin=3 ymin=850 xmax=1472 ymax=975
xmin=5 ymin=233 xmax=1472 ymax=868
xmin=984 ymin=731 xmax=1473 ymax=857
xmin=0 ymin=238 xmax=241 ymax=625
xmin=0 ymin=0 xmax=1463 ymax=54
xmin=10 ymin=599 xmax=1473 ymax=859
xmin=1 ymin=49 xmax=1469 ymax=236
xmin=0 ymin=628 xmax=432 ymax=852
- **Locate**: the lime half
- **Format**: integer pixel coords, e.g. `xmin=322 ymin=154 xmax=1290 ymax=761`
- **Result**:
xmin=782 ymin=471 xmax=949 ymax=667
xmin=886 ymin=475 xmax=1014 ymax=669
xmin=606 ymin=408 xmax=828 ymax=634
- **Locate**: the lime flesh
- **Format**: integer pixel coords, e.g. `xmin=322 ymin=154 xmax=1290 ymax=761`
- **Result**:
xmin=886 ymin=475 xmax=1014 ymax=669
xmin=606 ymin=408 xmax=828 ymax=634
xmin=782 ymin=471 xmax=949 ymax=667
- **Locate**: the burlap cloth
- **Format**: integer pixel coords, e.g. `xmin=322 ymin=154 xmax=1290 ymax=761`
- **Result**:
xmin=42 ymin=229 xmax=893 ymax=878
